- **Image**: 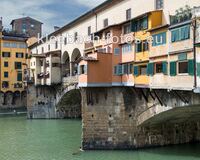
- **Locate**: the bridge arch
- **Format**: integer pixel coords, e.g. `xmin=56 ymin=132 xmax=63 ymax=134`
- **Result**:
xmin=62 ymin=51 xmax=70 ymax=77
xmin=56 ymin=88 xmax=81 ymax=118
xmin=71 ymin=48 xmax=81 ymax=76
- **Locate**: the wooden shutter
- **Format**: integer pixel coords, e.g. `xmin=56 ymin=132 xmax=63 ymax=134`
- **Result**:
xmin=134 ymin=66 xmax=139 ymax=76
xmin=162 ymin=61 xmax=168 ymax=75
xmin=188 ymin=59 xmax=194 ymax=76
xmin=170 ymin=61 xmax=177 ymax=76
xmin=84 ymin=65 xmax=88 ymax=74
xmin=197 ymin=63 xmax=200 ymax=77
xmin=147 ymin=63 xmax=154 ymax=76
xmin=78 ymin=65 xmax=80 ymax=75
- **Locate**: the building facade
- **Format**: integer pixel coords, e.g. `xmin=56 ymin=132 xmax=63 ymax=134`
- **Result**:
xmin=0 ymin=19 xmax=28 ymax=109
xmin=11 ymin=17 xmax=43 ymax=38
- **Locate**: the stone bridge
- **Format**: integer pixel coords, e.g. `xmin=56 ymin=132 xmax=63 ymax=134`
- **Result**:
xmin=27 ymin=76 xmax=79 ymax=119
xmin=81 ymin=87 xmax=200 ymax=150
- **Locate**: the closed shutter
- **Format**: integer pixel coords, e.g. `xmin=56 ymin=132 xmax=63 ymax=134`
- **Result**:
xmin=118 ymin=65 xmax=123 ymax=75
xmin=147 ymin=63 xmax=154 ymax=76
xmin=197 ymin=63 xmax=200 ymax=77
xmin=134 ymin=66 xmax=139 ymax=76
xmin=162 ymin=61 xmax=168 ymax=75
xmin=188 ymin=59 xmax=194 ymax=76
xmin=170 ymin=61 xmax=177 ymax=76
xmin=17 ymin=72 xmax=22 ymax=81
xmin=131 ymin=20 xmax=137 ymax=32
xmin=77 ymin=65 xmax=80 ymax=75
xmin=84 ymin=65 xmax=88 ymax=74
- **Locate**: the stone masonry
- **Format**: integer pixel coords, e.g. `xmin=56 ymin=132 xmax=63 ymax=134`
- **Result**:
xmin=81 ymin=87 xmax=200 ymax=150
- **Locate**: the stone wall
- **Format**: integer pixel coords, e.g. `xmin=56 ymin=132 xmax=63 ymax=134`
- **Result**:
xmin=27 ymin=84 xmax=57 ymax=119
xmin=81 ymin=87 xmax=200 ymax=150
xmin=27 ymin=84 xmax=81 ymax=119
xmin=0 ymin=91 xmax=27 ymax=111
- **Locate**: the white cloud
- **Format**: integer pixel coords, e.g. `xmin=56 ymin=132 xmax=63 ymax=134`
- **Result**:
xmin=75 ymin=0 xmax=106 ymax=8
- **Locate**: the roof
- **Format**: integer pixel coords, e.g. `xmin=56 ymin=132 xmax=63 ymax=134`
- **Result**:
xmin=10 ymin=16 xmax=43 ymax=25
xmin=29 ymin=0 xmax=123 ymax=49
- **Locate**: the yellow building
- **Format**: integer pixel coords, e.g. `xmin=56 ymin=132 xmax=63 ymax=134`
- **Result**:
xmin=0 ymin=31 xmax=28 ymax=93
xmin=132 ymin=10 xmax=162 ymax=87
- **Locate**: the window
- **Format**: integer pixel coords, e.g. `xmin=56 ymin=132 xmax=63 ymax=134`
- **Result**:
xmin=123 ymin=64 xmax=129 ymax=74
xmin=122 ymin=63 xmax=133 ymax=74
xmin=18 ymin=43 xmax=27 ymax=48
xmin=3 ymin=42 xmax=10 ymax=48
xmin=126 ymin=8 xmax=131 ymax=20
xmin=131 ymin=16 xmax=148 ymax=32
xmin=104 ymin=19 xmax=108 ymax=28
xmin=4 ymin=72 xmax=8 ymax=78
xmin=135 ymin=42 xmax=142 ymax=53
xmin=143 ymin=40 xmax=149 ymax=51
xmin=2 ymin=81 xmax=9 ymax=88
xmin=79 ymin=65 xmax=87 ymax=75
xmin=55 ymin=41 xmax=58 ymax=49
xmin=17 ymin=72 xmax=22 ymax=81
xmin=123 ymin=23 xmax=131 ymax=34
xmin=140 ymin=66 xmax=147 ymax=75
xmin=2 ymin=52 xmax=10 ymax=58
xmin=114 ymin=48 xmax=120 ymax=55
xmin=135 ymin=40 xmax=149 ymax=53
xmin=171 ymin=25 xmax=190 ymax=42
xmin=88 ymin=26 xmax=91 ymax=36
xmin=74 ymin=32 xmax=78 ymax=41
xmin=155 ymin=0 xmax=164 ymax=10
xmin=15 ymin=62 xmax=22 ymax=69
xmin=4 ymin=62 xmax=8 ymax=67
xmin=16 ymin=52 xmax=24 ymax=58
xmin=156 ymin=63 xmax=163 ymax=73
xmin=122 ymin=44 xmax=132 ymax=54
xmin=114 ymin=65 xmax=123 ymax=75
xmin=105 ymin=31 xmax=111 ymax=39
xmin=64 ymin=38 xmax=67 ymax=45
xmin=152 ymin=32 xmax=166 ymax=46
xmin=178 ymin=61 xmax=188 ymax=74
xmin=42 ymin=47 xmax=44 ymax=53
xmin=48 ymin=44 xmax=51 ymax=51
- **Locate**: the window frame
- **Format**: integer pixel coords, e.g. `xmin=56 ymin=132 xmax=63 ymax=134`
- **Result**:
xmin=155 ymin=0 xmax=164 ymax=10
xmin=178 ymin=60 xmax=189 ymax=75
xmin=126 ymin=8 xmax=131 ymax=20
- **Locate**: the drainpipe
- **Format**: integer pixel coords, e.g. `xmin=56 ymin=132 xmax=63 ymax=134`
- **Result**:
xmin=193 ymin=16 xmax=197 ymax=89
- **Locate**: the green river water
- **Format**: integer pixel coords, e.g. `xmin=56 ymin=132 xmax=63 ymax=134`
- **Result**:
xmin=0 ymin=116 xmax=200 ymax=160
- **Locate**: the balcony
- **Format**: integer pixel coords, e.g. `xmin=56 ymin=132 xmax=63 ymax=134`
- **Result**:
xmin=85 ymin=42 xmax=94 ymax=50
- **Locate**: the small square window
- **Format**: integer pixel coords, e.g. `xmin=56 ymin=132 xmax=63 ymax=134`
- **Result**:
xmin=178 ymin=61 xmax=188 ymax=74
xmin=4 ymin=62 xmax=8 ymax=67
xmin=155 ymin=0 xmax=164 ymax=10
xmin=126 ymin=8 xmax=131 ymax=20
xmin=104 ymin=19 xmax=108 ymax=28
xmin=4 ymin=72 xmax=9 ymax=78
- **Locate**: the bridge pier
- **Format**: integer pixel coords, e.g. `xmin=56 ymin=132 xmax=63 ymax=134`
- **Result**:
xmin=81 ymin=87 xmax=200 ymax=150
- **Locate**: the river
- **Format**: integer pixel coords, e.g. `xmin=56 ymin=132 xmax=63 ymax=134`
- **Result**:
xmin=0 ymin=116 xmax=200 ymax=160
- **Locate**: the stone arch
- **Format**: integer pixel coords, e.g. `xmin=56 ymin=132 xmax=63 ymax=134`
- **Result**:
xmin=21 ymin=91 xmax=27 ymax=106
xmin=62 ymin=51 xmax=70 ymax=77
xmin=56 ymin=89 xmax=82 ymax=118
xmin=0 ymin=91 xmax=4 ymax=107
xmin=71 ymin=48 xmax=81 ymax=76
xmin=12 ymin=91 xmax=21 ymax=105
xmin=4 ymin=91 xmax=13 ymax=106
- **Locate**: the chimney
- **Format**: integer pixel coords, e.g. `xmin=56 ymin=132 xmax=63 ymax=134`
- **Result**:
xmin=54 ymin=26 xmax=60 ymax=31
xmin=0 ymin=17 xmax=2 ymax=31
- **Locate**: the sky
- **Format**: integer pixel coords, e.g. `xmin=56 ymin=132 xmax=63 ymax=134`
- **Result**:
xmin=0 ymin=0 xmax=106 ymax=35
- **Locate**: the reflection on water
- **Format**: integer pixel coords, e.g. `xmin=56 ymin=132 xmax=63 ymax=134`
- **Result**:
xmin=0 ymin=116 xmax=199 ymax=160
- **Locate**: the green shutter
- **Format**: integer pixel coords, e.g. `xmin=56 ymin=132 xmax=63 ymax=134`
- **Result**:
xmin=188 ymin=59 xmax=194 ymax=76
xmin=134 ymin=66 xmax=139 ymax=76
xmin=131 ymin=20 xmax=136 ymax=32
xmin=170 ymin=61 xmax=177 ymax=76
xmin=118 ymin=65 xmax=123 ymax=75
xmin=162 ymin=61 xmax=168 ymax=75
xmin=17 ymin=72 xmax=22 ymax=81
xmin=197 ymin=63 xmax=200 ymax=77
xmin=147 ymin=63 xmax=154 ymax=76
